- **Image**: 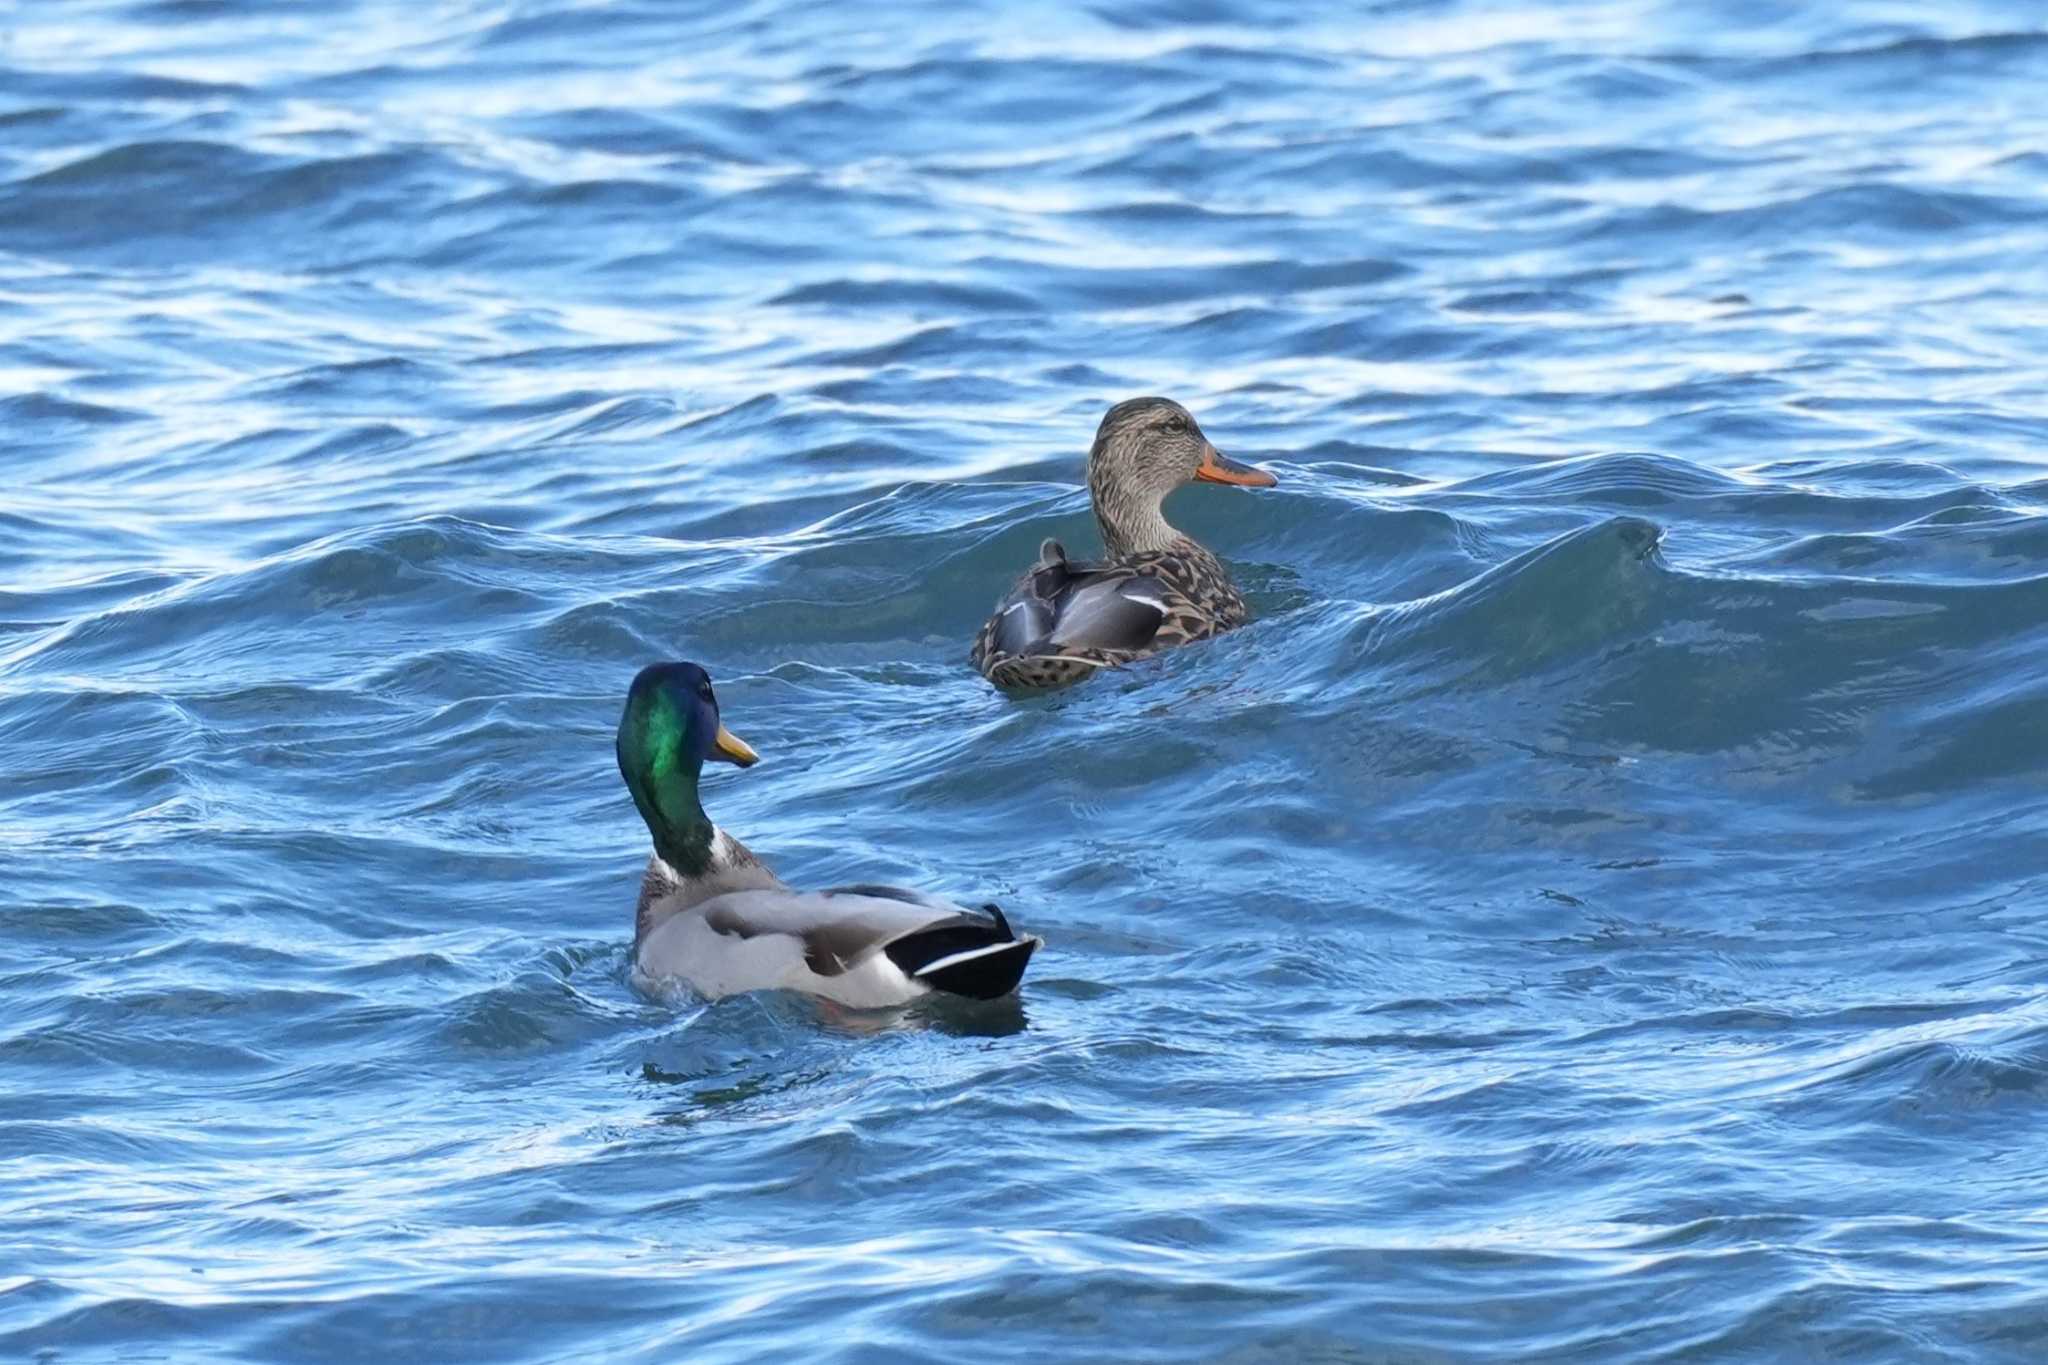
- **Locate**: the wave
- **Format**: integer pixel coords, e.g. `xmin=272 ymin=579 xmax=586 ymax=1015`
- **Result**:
xmin=9 ymin=2 xmax=2048 ymax=1359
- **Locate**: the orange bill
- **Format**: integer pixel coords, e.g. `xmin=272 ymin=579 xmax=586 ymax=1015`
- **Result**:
xmin=1194 ymin=445 xmax=1278 ymax=488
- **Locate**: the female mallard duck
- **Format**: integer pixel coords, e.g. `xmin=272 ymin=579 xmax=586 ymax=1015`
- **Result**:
xmin=617 ymin=661 xmax=1040 ymax=1007
xmin=970 ymin=397 xmax=1277 ymax=690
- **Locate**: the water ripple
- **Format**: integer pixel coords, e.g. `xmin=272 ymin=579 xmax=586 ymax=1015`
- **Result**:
xmin=4 ymin=0 xmax=2048 ymax=1360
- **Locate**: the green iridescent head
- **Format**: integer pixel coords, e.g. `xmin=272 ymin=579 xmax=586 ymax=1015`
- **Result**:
xmin=616 ymin=661 xmax=759 ymax=874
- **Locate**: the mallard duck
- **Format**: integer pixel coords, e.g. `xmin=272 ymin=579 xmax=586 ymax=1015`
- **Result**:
xmin=617 ymin=661 xmax=1040 ymax=1007
xmin=970 ymin=396 xmax=1277 ymax=689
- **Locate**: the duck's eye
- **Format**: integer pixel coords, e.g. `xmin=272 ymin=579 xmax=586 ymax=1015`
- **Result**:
xmin=698 ymin=682 xmax=714 ymax=703
xmin=1165 ymin=415 xmax=1188 ymax=435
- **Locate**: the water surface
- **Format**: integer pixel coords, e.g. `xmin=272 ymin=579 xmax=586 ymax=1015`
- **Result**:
xmin=5 ymin=1 xmax=2048 ymax=1360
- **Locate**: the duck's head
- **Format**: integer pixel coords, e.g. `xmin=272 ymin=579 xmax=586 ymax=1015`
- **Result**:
xmin=617 ymin=661 xmax=758 ymax=872
xmin=1087 ymin=397 xmax=1276 ymax=555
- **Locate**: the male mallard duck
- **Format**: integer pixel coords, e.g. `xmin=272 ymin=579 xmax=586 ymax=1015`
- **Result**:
xmin=617 ymin=661 xmax=1040 ymax=1007
xmin=970 ymin=397 xmax=1277 ymax=690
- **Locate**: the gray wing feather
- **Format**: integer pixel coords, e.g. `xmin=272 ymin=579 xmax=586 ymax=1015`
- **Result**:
xmin=1046 ymin=576 xmax=1169 ymax=653
xmin=699 ymin=888 xmax=979 ymax=978
xmin=985 ymin=549 xmax=1171 ymax=654
xmin=989 ymin=596 xmax=1054 ymax=657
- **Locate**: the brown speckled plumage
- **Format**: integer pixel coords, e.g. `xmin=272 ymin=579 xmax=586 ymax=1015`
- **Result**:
xmin=970 ymin=398 xmax=1275 ymax=691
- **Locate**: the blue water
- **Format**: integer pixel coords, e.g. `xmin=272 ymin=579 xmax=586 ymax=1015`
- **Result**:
xmin=6 ymin=1 xmax=2048 ymax=1359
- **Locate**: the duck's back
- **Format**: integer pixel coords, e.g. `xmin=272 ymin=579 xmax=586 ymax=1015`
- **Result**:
xmin=636 ymin=885 xmax=1038 ymax=1008
xmin=971 ymin=538 xmax=1247 ymax=689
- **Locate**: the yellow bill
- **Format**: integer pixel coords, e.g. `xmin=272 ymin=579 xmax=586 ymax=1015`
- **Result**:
xmin=712 ymin=724 xmax=760 ymax=767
